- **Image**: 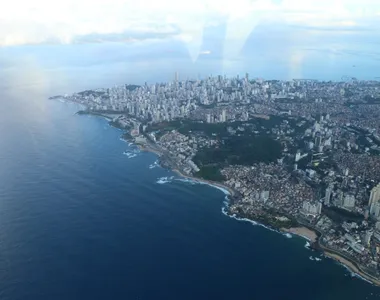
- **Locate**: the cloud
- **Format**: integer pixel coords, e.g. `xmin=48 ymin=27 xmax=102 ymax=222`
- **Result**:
xmin=200 ymin=50 xmax=212 ymax=55
xmin=0 ymin=0 xmax=380 ymax=63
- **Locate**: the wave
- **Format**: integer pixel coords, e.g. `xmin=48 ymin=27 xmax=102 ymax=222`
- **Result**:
xmin=175 ymin=177 xmax=231 ymax=196
xmin=149 ymin=160 xmax=160 ymax=169
xmin=156 ymin=176 xmax=175 ymax=184
xmin=349 ymin=272 xmax=374 ymax=285
xmin=123 ymin=151 xmax=138 ymax=159
xmin=221 ymin=205 xmax=290 ymax=238
xmin=304 ymin=241 xmax=311 ymax=249
xmin=338 ymin=262 xmax=374 ymax=285
xmin=309 ymin=256 xmax=322 ymax=261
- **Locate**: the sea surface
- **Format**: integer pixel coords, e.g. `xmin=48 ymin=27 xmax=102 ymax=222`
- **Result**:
xmin=1 ymin=43 xmax=380 ymax=300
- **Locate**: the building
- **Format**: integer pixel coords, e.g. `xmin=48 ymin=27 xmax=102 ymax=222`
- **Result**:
xmin=334 ymin=190 xmax=344 ymax=207
xmin=302 ymin=201 xmax=322 ymax=216
xmin=324 ymin=185 xmax=333 ymax=206
xmin=364 ymin=230 xmax=373 ymax=247
xmin=295 ymin=152 xmax=301 ymax=162
xmin=220 ymin=110 xmax=227 ymax=123
xmin=369 ymin=183 xmax=380 ymax=210
xmin=369 ymin=183 xmax=380 ymax=217
xmin=370 ymin=202 xmax=380 ymax=220
xmin=306 ymin=169 xmax=316 ymax=178
xmin=260 ymin=191 xmax=270 ymax=203
xmin=343 ymin=194 xmax=356 ymax=210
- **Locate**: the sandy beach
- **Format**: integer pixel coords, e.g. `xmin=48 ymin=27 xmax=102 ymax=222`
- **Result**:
xmin=172 ymin=169 xmax=236 ymax=197
xmin=282 ymin=227 xmax=318 ymax=242
xmin=324 ymin=252 xmax=380 ymax=286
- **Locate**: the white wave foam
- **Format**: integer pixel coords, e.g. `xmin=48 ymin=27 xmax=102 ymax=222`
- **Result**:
xmin=156 ymin=176 xmax=174 ymax=184
xmin=175 ymin=177 xmax=231 ymax=196
xmin=149 ymin=160 xmax=159 ymax=169
xmin=123 ymin=151 xmax=138 ymax=159
xmin=309 ymin=256 xmax=321 ymax=261
xmin=333 ymin=260 xmax=374 ymax=285
xmin=284 ymin=233 xmax=292 ymax=239
xmin=221 ymin=205 xmax=287 ymax=237
xmin=176 ymin=178 xmax=197 ymax=185
xmin=304 ymin=241 xmax=311 ymax=249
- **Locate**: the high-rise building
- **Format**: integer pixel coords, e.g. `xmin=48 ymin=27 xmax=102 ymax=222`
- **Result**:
xmin=219 ymin=110 xmax=227 ymax=123
xmin=334 ymin=190 xmax=344 ymax=207
xmin=370 ymin=202 xmax=380 ymax=220
xmin=302 ymin=201 xmax=322 ymax=216
xmin=369 ymin=183 xmax=380 ymax=215
xmin=324 ymin=185 xmax=333 ymax=205
xmin=364 ymin=230 xmax=373 ymax=246
xmin=343 ymin=194 xmax=356 ymax=210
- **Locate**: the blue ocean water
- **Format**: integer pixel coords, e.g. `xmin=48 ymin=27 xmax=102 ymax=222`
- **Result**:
xmin=1 ymin=44 xmax=380 ymax=300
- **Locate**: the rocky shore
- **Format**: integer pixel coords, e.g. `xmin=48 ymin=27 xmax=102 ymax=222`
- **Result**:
xmin=75 ymin=109 xmax=380 ymax=287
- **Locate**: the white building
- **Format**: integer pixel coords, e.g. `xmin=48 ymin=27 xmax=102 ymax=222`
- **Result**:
xmin=302 ymin=201 xmax=322 ymax=216
xmin=343 ymin=194 xmax=356 ymax=210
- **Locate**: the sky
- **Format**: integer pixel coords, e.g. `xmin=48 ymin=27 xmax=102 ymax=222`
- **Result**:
xmin=1 ymin=0 xmax=380 ymax=81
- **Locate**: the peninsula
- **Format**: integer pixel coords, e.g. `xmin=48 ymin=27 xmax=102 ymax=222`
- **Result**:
xmin=51 ymin=75 xmax=380 ymax=285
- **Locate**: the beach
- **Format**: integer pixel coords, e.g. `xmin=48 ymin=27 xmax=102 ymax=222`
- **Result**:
xmin=324 ymin=252 xmax=380 ymax=286
xmin=282 ymin=227 xmax=318 ymax=242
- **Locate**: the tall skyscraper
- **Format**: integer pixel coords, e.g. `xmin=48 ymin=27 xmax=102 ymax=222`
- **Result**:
xmin=221 ymin=110 xmax=227 ymax=122
xmin=369 ymin=183 xmax=380 ymax=215
xmin=324 ymin=185 xmax=333 ymax=205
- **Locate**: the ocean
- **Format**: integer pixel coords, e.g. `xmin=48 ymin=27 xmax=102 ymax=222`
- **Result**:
xmin=1 ymin=43 xmax=380 ymax=300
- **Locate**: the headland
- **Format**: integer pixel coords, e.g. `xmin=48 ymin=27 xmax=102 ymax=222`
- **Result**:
xmin=51 ymin=76 xmax=380 ymax=286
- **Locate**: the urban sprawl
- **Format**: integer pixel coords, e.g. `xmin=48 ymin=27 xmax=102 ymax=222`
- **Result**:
xmin=53 ymin=74 xmax=380 ymax=284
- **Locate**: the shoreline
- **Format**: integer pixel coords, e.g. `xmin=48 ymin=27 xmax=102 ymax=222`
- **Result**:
xmin=123 ymin=134 xmax=380 ymax=287
xmin=136 ymin=142 xmax=237 ymax=197
xmin=75 ymin=108 xmax=380 ymax=287
xmin=323 ymin=251 xmax=380 ymax=286
xmin=281 ymin=226 xmax=318 ymax=243
xmin=172 ymin=169 xmax=236 ymax=197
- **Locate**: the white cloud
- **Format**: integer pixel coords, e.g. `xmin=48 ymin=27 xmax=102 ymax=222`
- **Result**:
xmin=0 ymin=0 xmax=379 ymax=61
xmin=200 ymin=50 xmax=212 ymax=55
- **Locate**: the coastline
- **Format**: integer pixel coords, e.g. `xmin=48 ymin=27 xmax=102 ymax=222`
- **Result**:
xmin=135 ymin=141 xmax=237 ymax=197
xmin=281 ymin=227 xmax=318 ymax=243
xmin=324 ymin=251 xmax=380 ymax=286
xmin=75 ymin=109 xmax=380 ymax=288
